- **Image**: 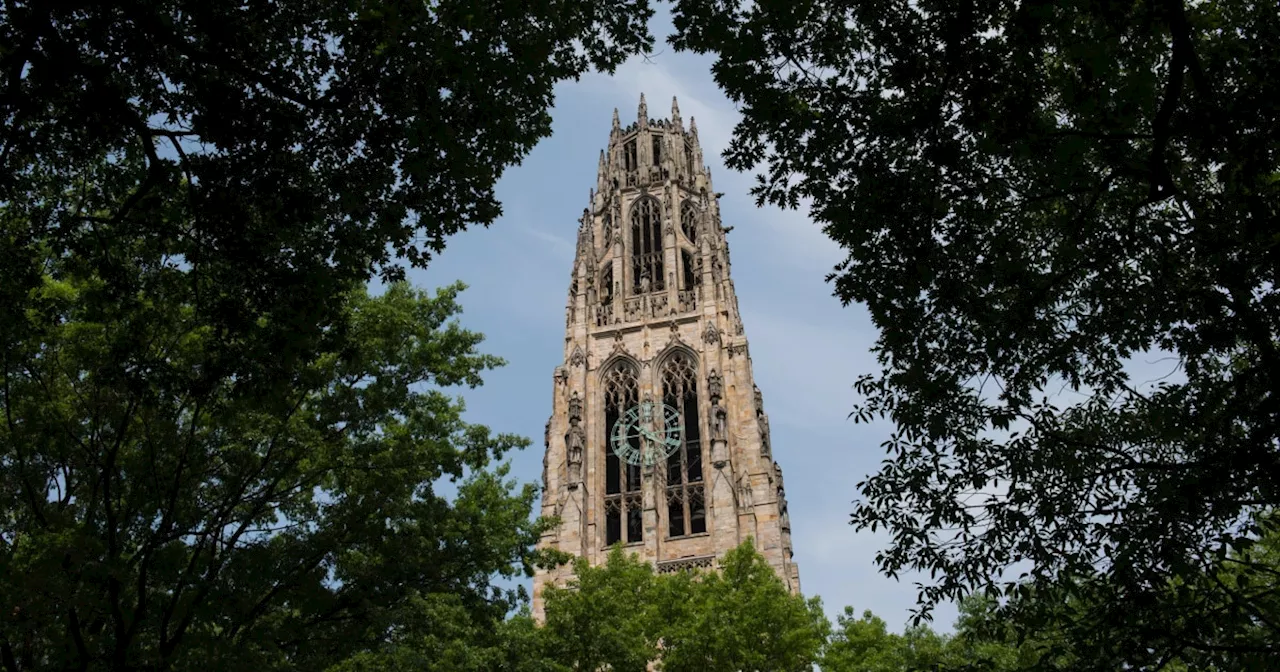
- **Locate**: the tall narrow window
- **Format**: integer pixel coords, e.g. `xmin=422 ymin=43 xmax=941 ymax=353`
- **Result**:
xmin=662 ymin=351 xmax=705 ymax=537
xmin=680 ymin=201 xmax=698 ymax=244
xmin=652 ymin=134 xmax=663 ymax=166
xmin=624 ymin=140 xmax=638 ymax=172
xmin=630 ymin=198 xmax=664 ymax=294
xmin=684 ymin=141 xmax=695 ymax=176
xmin=603 ymin=361 xmax=642 ymax=545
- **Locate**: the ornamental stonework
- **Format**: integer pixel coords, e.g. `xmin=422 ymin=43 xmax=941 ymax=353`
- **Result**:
xmin=533 ymin=95 xmax=799 ymax=621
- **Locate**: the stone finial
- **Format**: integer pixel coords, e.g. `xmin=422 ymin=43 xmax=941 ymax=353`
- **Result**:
xmin=689 ymin=116 xmax=698 ymax=139
xmin=612 ymin=107 xmax=620 ymax=132
xmin=671 ymin=96 xmax=682 ymax=128
xmin=598 ymin=148 xmax=606 ymax=172
xmin=638 ymin=93 xmax=648 ymax=129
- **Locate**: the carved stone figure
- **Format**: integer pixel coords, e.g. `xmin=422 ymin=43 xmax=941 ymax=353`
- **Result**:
xmin=703 ymin=322 xmax=719 ymax=345
xmin=738 ymin=473 xmax=754 ymax=510
xmin=639 ymin=269 xmax=651 ymax=294
xmin=707 ymin=368 xmax=723 ymax=404
xmin=712 ymin=403 xmax=728 ymax=442
xmin=542 ymin=419 xmax=551 ymax=487
xmin=568 ymin=391 xmax=583 ymax=425
xmin=754 ymin=385 xmax=764 ymax=415
xmin=567 ymin=425 xmax=584 ymax=486
xmin=758 ymin=413 xmax=771 ymax=458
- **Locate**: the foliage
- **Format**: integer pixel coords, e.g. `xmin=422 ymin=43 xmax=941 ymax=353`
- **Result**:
xmin=672 ymin=0 xmax=1280 ymax=666
xmin=542 ymin=547 xmax=664 ymax=672
xmin=540 ymin=540 xmax=827 ymax=672
xmin=1 ymin=1 xmax=653 ymax=668
xmin=657 ymin=540 xmax=829 ymax=672
xmin=326 ymin=602 xmax=567 ymax=672
xmin=0 ymin=269 xmax=542 ymax=670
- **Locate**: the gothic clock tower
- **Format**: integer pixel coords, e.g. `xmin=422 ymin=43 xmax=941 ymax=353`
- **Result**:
xmin=533 ymin=95 xmax=798 ymax=619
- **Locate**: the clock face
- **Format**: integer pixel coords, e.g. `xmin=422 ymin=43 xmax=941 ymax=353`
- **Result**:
xmin=610 ymin=400 xmax=683 ymax=466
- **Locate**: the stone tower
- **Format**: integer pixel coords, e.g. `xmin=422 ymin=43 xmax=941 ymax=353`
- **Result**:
xmin=532 ymin=95 xmax=798 ymax=619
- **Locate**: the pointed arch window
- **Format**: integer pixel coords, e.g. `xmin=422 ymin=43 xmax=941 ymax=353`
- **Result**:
xmin=661 ymin=351 xmax=705 ymax=537
xmin=630 ymin=198 xmax=664 ymax=295
xmin=603 ymin=361 xmax=642 ymax=545
xmin=624 ymin=140 xmax=638 ymax=172
xmin=680 ymin=200 xmax=698 ymax=244
xmin=632 ymin=198 xmax=665 ymax=294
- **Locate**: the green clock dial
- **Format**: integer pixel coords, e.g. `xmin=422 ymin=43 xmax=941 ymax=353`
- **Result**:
xmin=610 ymin=399 xmax=683 ymax=466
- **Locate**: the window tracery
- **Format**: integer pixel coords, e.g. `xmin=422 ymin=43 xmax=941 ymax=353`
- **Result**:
xmin=680 ymin=200 xmax=698 ymax=244
xmin=661 ymin=350 xmax=705 ymax=537
xmin=603 ymin=360 xmax=641 ymax=545
xmin=630 ymin=198 xmax=664 ymax=295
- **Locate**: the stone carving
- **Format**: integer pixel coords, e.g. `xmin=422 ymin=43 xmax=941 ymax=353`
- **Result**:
xmin=566 ymin=424 xmax=584 ymax=488
xmin=542 ymin=419 xmax=551 ymax=488
xmin=639 ymin=270 xmax=651 ymax=294
xmin=707 ymin=369 xmax=723 ymax=404
xmin=677 ymin=289 xmax=697 ymax=313
xmin=738 ymin=473 xmax=754 ymax=510
xmin=758 ymin=413 xmax=772 ymax=458
xmin=623 ymin=297 xmax=642 ymax=322
xmin=712 ymin=403 xmax=728 ymax=443
xmin=702 ymin=322 xmax=720 ymax=345
xmin=656 ymin=555 xmax=714 ymax=574
xmin=649 ymin=294 xmax=669 ymax=318
xmin=568 ymin=391 xmax=583 ymax=425
xmin=609 ymin=331 xmax=627 ymax=356
xmin=754 ymin=385 xmax=764 ymax=413
xmin=569 ymin=345 xmax=585 ymax=368
xmin=727 ymin=343 xmax=748 ymax=359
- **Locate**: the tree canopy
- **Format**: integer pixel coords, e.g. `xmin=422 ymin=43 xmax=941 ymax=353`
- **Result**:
xmin=1 ymin=1 xmax=654 ymax=669
xmin=540 ymin=540 xmax=828 ymax=672
xmin=671 ymin=0 xmax=1280 ymax=666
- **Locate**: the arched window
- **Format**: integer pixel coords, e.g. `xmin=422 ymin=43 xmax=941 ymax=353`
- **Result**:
xmin=630 ymin=198 xmax=664 ymax=294
xmin=624 ymin=140 xmax=638 ymax=172
xmin=661 ymin=351 xmax=705 ymax=537
xmin=602 ymin=213 xmax=613 ymax=249
xmin=680 ymin=200 xmax=698 ymax=244
xmin=603 ymin=360 xmax=642 ymax=545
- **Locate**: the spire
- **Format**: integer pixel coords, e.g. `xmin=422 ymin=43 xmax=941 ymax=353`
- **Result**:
xmin=671 ymin=96 xmax=682 ymax=129
xmin=689 ymin=115 xmax=698 ymax=139
xmin=612 ymin=108 xmax=620 ymax=133
xmin=638 ymin=93 xmax=648 ymax=129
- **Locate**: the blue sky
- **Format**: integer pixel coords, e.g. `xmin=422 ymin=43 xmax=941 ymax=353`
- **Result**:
xmin=408 ymin=6 xmax=961 ymax=631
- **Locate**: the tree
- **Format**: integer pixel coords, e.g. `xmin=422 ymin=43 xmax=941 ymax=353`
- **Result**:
xmin=539 ymin=540 xmax=827 ymax=672
xmin=820 ymin=608 xmax=909 ymax=672
xmin=2 ymin=2 xmax=653 ymax=669
xmin=0 ymin=274 xmax=545 ymax=670
xmin=657 ymin=540 xmax=828 ymax=672
xmin=671 ymin=0 xmax=1279 ymax=666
